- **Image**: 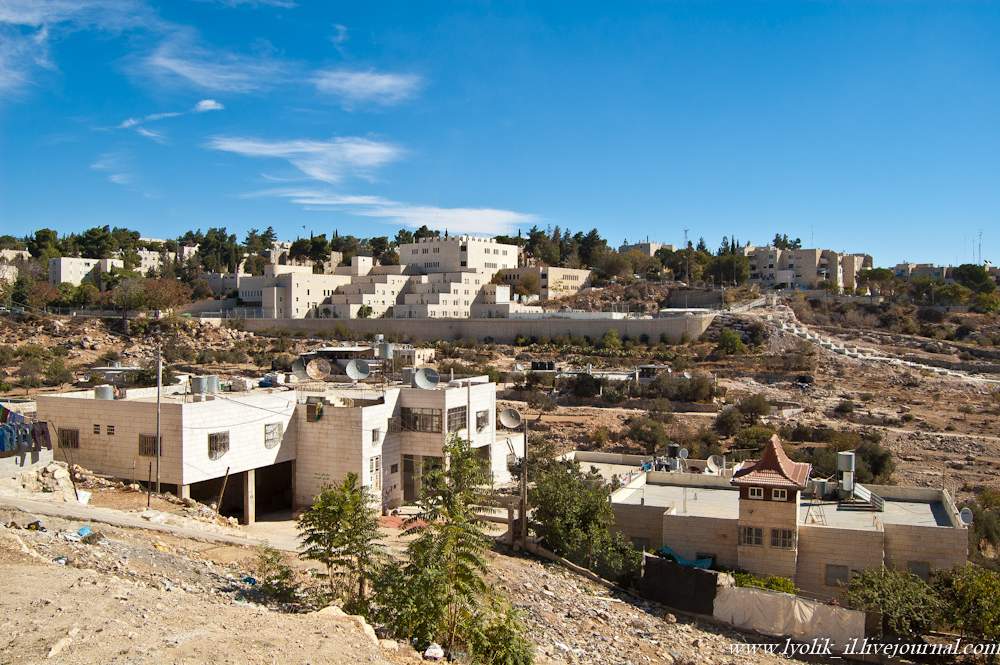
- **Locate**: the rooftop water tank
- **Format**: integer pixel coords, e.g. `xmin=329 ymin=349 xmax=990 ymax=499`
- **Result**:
xmin=94 ymin=385 xmax=114 ymax=400
xmin=837 ymin=451 xmax=856 ymax=472
xmin=205 ymin=375 xmax=220 ymax=394
xmin=190 ymin=376 xmax=208 ymax=394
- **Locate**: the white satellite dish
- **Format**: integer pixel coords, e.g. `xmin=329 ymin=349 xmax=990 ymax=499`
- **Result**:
xmin=345 ymin=358 xmax=370 ymax=381
xmin=678 ymin=448 xmax=689 ymax=460
xmin=413 ymin=367 xmax=440 ymax=390
xmin=306 ymin=358 xmax=332 ymax=381
xmin=291 ymin=358 xmax=309 ymax=381
xmin=706 ymin=454 xmax=724 ymax=474
xmin=960 ymin=507 xmax=974 ymax=526
xmin=499 ymin=408 xmax=523 ymax=430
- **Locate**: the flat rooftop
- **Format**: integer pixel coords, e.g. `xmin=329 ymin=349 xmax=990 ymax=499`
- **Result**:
xmin=614 ymin=482 xmax=955 ymax=528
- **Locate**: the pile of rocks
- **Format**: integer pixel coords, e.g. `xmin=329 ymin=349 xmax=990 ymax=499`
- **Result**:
xmin=20 ymin=462 xmax=76 ymax=501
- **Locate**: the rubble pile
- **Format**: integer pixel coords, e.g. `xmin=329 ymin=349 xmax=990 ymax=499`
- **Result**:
xmin=490 ymin=553 xmax=796 ymax=665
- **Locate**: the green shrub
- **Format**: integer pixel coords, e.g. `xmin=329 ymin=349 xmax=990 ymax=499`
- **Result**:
xmin=716 ymin=328 xmax=746 ymax=355
xmin=252 ymin=545 xmax=298 ymax=603
xmin=733 ymin=571 xmax=797 ymax=594
xmin=847 ymin=568 xmax=943 ymax=639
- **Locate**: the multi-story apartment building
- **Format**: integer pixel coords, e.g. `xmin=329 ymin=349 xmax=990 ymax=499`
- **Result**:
xmin=743 ymin=246 xmax=872 ymax=292
xmin=399 ymin=235 xmax=518 ymax=273
xmin=36 ymin=374 xmax=523 ymax=523
xmin=210 ymin=235 xmax=544 ymax=320
xmin=619 ymin=241 xmax=674 ymax=257
xmin=48 ymin=257 xmax=125 ymax=286
xmin=498 ymin=266 xmax=592 ymax=300
xmin=608 ymin=436 xmax=967 ymax=599
xmin=0 ymin=249 xmax=28 ymax=285
xmin=893 ymin=263 xmax=951 ymax=281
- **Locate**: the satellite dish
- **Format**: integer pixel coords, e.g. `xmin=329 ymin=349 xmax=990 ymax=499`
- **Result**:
xmin=345 ymin=358 xmax=370 ymax=381
xmin=306 ymin=358 xmax=332 ymax=381
xmin=291 ymin=357 xmax=309 ymax=380
xmin=706 ymin=455 xmax=724 ymax=474
xmin=960 ymin=507 xmax=974 ymax=525
xmin=678 ymin=448 xmax=689 ymax=460
xmin=413 ymin=367 xmax=440 ymax=390
xmin=499 ymin=408 xmax=523 ymax=430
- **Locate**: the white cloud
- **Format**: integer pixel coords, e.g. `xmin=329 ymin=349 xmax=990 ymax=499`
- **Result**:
xmin=0 ymin=0 xmax=157 ymax=95
xmin=312 ymin=69 xmax=422 ymax=107
xmin=247 ymin=187 xmax=535 ymax=235
xmin=330 ymin=23 xmax=348 ymax=46
xmin=206 ymin=135 xmax=403 ymax=183
xmin=142 ymin=30 xmax=288 ymax=93
xmin=199 ymin=0 xmax=297 ymax=7
xmin=194 ymin=98 xmax=223 ymax=112
xmin=135 ymin=126 xmax=165 ymax=143
xmin=90 ymin=151 xmax=133 ymax=185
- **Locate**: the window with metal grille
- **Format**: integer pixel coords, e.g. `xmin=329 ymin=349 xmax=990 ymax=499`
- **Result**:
xmin=400 ymin=407 xmax=442 ymax=433
xmin=93 ymin=424 xmax=100 ymax=435
xmin=739 ymin=526 xmax=762 ymax=546
xmin=106 ymin=425 xmax=115 ymax=435
xmin=476 ymin=410 xmax=489 ymax=432
xmin=371 ymin=428 xmax=380 ymax=443
xmin=58 ymin=429 xmax=79 ymax=449
xmin=208 ymin=432 xmax=230 ymax=460
xmin=447 ymin=406 xmax=467 ymax=433
xmin=264 ymin=423 xmax=282 ymax=449
xmin=370 ymin=456 xmax=382 ymax=490
xmin=138 ymin=434 xmax=161 ymax=457
xmin=770 ymin=528 xmax=795 ymax=549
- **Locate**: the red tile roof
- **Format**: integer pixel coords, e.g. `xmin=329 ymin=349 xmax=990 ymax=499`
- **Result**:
xmin=731 ymin=434 xmax=811 ymax=489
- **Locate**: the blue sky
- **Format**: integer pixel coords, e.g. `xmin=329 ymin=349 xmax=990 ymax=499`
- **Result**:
xmin=1 ymin=1 xmax=998 ymax=266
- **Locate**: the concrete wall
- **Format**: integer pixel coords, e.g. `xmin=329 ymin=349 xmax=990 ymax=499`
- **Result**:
xmin=293 ymin=401 xmax=368 ymax=508
xmin=611 ymin=503 xmax=669 ymax=549
xmin=883 ymin=523 xmax=967 ymax=577
xmin=661 ymin=515 xmax=739 ymax=568
xmin=796 ymin=525 xmax=885 ymax=598
xmin=241 ymin=312 xmax=716 ymax=344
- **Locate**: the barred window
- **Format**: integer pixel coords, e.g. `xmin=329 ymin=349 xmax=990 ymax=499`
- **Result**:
xmin=138 ymin=434 xmax=161 ymax=457
xmin=370 ymin=456 xmax=382 ymax=490
xmin=400 ymin=407 xmax=442 ymax=433
xmin=447 ymin=406 xmax=467 ymax=433
xmin=770 ymin=528 xmax=795 ymax=549
xmin=264 ymin=423 xmax=282 ymax=449
xmin=106 ymin=425 xmax=115 ymax=436
xmin=208 ymin=432 xmax=230 ymax=460
xmin=476 ymin=410 xmax=490 ymax=432
xmin=371 ymin=428 xmax=381 ymax=443
xmin=58 ymin=428 xmax=79 ymax=449
xmin=739 ymin=526 xmax=762 ymax=546
xmin=93 ymin=424 xmax=100 ymax=435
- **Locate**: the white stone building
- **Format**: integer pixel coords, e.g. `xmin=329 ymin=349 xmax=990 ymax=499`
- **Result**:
xmin=36 ymin=375 xmax=523 ymax=523
xmin=48 ymin=257 xmax=124 ymax=286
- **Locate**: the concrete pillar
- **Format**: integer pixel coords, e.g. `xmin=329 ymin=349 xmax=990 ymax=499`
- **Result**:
xmin=241 ymin=469 xmax=256 ymax=525
xmin=289 ymin=460 xmax=296 ymax=509
xmin=178 ymin=484 xmax=190 ymax=500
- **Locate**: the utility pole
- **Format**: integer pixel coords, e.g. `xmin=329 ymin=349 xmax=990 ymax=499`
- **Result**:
xmin=520 ymin=417 xmax=529 ymax=549
xmin=155 ymin=343 xmax=162 ymax=494
xmin=683 ymin=228 xmax=690 ymax=309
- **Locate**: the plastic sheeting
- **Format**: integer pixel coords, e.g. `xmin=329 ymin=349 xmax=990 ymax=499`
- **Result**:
xmin=713 ymin=586 xmax=865 ymax=651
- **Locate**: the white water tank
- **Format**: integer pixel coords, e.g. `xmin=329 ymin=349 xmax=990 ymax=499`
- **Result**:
xmin=190 ymin=376 xmax=208 ymax=394
xmin=94 ymin=385 xmax=114 ymax=400
xmin=205 ymin=375 xmax=220 ymax=394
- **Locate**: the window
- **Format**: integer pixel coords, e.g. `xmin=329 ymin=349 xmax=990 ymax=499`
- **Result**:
xmin=739 ymin=526 xmax=762 ymax=546
xmin=264 ymin=423 xmax=283 ymax=449
xmin=208 ymin=432 xmax=230 ymax=460
xmin=770 ymin=528 xmax=795 ymax=549
xmin=138 ymin=434 xmax=161 ymax=457
xmin=106 ymin=425 xmax=115 ymax=436
xmin=772 ymin=488 xmax=788 ymax=501
xmin=400 ymin=407 xmax=442 ymax=433
xmin=58 ymin=428 xmax=79 ymax=449
xmin=907 ymin=561 xmax=931 ymax=581
xmin=825 ymin=564 xmax=850 ymax=587
xmin=748 ymin=486 xmax=764 ymax=499
xmin=390 ymin=463 xmax=399 ymax=474
xmin=446 ymin=406 xmax=467 ymax=433
xmin=476 ymin=409 xmax=490 ymax=432
xmin=93 ymin=424 xmax=100 ymax=435
xmin=371 ymin=428 xmax=381 ymax=443
xmin=369 ymin=456 xmax=382 ymax=490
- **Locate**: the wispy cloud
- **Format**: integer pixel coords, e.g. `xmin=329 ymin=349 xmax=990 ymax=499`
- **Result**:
xmin=0 ymin=0 xmax=156 ymax=96
xmin=141 ymin=29 xmax=289 ymax=93
xmin=197 ymin=0 xmax=297 ymax=7
xmin=330 ymin=23 xmax=348 ymax=51
xmin=90 ymin=150 xmax=133 ymax=185
xmin=312 ymin=69 xmax=422 ymax=108
xmin=134 ymin=126 xmax=165 ymax=143
xmin=206 ymin=135 xmax=403 ymax=183
xmin=245 ymin=187 xmax=536 ymax=235
xmin=116 ymin=98 xmax=224 ymax=140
